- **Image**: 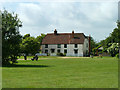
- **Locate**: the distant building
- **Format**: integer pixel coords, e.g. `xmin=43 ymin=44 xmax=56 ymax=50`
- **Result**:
xmin=41 ymin=29 xmax=91 ymax=57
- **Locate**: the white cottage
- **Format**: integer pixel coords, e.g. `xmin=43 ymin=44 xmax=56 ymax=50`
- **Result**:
xmin=41 ymin=29 xmax=91 ymax=57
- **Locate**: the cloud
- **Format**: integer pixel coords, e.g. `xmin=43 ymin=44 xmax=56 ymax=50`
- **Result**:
xmin=1 ymin=2 xmax=118 ymax=41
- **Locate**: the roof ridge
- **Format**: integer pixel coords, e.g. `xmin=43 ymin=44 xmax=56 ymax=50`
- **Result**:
xmin=47 ymin=33 xmax=84 ymax=35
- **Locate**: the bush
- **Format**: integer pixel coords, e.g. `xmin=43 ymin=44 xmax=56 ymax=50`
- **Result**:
xmin=107 ymin=43 xmax=119 ymax=57
xmin=116 ymin=53 xmax=119 ymax=58
xmin=57 ymin=53 xmax=65 ymax=56
xmin=47 ymin=53 xmax=50 ymax=56
xmin=63 ymin=53 xmax=66 ymax=56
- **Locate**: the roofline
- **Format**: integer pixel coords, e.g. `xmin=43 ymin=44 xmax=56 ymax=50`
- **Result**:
xmin=47 ymin=33 xmax=85 ymax=35
xmin=42 ymin=43 xmax=84 ymax=45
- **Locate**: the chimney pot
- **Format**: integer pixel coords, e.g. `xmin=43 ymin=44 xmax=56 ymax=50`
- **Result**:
xmin=54 ymin=29 xmax=57 ymax=35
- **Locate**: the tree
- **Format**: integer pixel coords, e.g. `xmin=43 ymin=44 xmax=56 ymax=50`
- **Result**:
xmin=99 ymin=21 xmax=120 ymax=58
xmin=2 ymin=10 xmax=22 ymax=64
xmin=111 ymin=21 xmax=120 ymax=58
xmin=20 ymin=34 xmax=41 ymax=56
xmin=90 ymin=37 xmax=98 ymax=55
xmin=36 ymin=33 xmax=45 ymax=46
xmin=23 ymin=34 xmax=30 ymax=39
xmin=107 ymin=43 xmax=119 ymax=57
xmin=99 ymin=36 xmax=113 ymax=53
xmin=90 ymin=37 xmax=98 ymax=51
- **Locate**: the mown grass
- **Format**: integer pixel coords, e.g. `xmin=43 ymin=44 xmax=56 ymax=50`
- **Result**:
xmin=17 ymin=56 xmax=57 ymax=59
xmin=2 ymin=57 xmax=118 ymax=88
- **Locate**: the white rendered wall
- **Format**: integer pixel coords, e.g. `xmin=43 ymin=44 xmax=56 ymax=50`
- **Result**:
xmin=83 ymin=38 xmax=89 ymax=56
xmin=42 ymin=44 xmax=84 ymax=56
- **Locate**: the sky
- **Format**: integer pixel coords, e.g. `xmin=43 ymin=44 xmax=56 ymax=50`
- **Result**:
xmin=0 ymin=0 xmax=118 ymax=42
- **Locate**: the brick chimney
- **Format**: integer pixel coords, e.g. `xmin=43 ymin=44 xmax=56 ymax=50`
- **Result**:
xmin=54 ymin=29 xmax=57 ymax=35
xmin=88 ymin=35 xmax=91 ymax=56
xmin=72 ymin=30 xmax=74 ymax=38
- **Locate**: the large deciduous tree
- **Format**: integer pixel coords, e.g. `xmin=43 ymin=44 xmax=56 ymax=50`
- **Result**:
xmin=111 ymin=21 xmax=120 ymax=58
xmin=90 ymin=37 xmax=98 ymax=51
xmin=20 ymin=34 xmax=41 ymax=56
xmin=2 ymin=10 xmax=22 ymax=64
xmin=98 ymin=21 xmax=120 ymax=58
xmin=36 ymin=33 xmax=45 ymax=46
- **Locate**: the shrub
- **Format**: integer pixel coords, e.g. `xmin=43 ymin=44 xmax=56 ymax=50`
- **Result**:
xmin=63 ymin=53 xmax=66 ymax=56
xmin=116 ymin=53 xmax=119 ymax=59
xmin=107 ymin=43 xmax=119 ymax=57
xmin=47 ymin=53 xmax=50 ymax=56
xmin=57 ymin=53 xmax=65 ymax=56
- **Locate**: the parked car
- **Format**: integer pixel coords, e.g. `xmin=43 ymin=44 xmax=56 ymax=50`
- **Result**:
xmin=35 ymin=53 xmax=47 ymax=56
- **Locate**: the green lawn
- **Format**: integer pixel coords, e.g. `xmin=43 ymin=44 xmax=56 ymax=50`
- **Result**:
xmin=2 ymin=57 xmax=118 ymax=88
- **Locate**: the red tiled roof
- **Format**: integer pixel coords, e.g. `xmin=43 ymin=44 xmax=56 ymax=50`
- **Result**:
xmin=42 ymin=33 xmax=87 ymax=44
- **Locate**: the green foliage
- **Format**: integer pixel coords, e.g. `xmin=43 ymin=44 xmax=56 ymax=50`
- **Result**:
xmin=99 ymin=36 xmax=112 ymax=52
xmin=92 ymin=48 xmax=96 ymax=55
xmin=20 ymin=34 xmax=40 ymax=55
xmin=89 ymin=36 xmax=98 ymax=55
xmin=23 ymin=34 xmax=30 ymax=39
xmin=116 ymin=53 xmax=119 ymax=59
xmin=107 ymin=43 xmax=119 ymax=57
xmin=36 ymin=33 xmax=45 ymax=45
xmin=92 ymin=45 xmax=102 ymax=55
xmin=98 ymin=21 xmax=120 ymax=57
xmin=2 ymin=10 xmax=22 ymax=64
xmin=90 ymin=37 xmax=98 ymax=51
xmin=111 ymin=20 xmax=120 ymax=43
xmin=93 ymin=45 xmax=102 ymax=50
xmin=57 ymin=53 xmax=66 ymax=56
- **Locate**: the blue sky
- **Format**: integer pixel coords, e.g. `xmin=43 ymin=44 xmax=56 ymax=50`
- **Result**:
xmin=0 ymin=1 xmax=118 ymax=42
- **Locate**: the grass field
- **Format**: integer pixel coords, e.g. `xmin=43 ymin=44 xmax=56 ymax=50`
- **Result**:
xmin=2 ymin=56 xmax=118 ymax=88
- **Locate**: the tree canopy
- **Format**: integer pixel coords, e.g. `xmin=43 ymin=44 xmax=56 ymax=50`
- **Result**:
xmin=20 ymin=34 xmax=45 ymax=56
xmin=90 ymin=37 xmax=98 ymax=51
xmin=99 ymin=21 xmax=120 ymax=57
xmin=36 ymin=34 xmax=45 ymax=45
xmin=111 ymin=21 xmax=120 ymax=43
xmin=2 ymin=10 xmax=22 ymax=64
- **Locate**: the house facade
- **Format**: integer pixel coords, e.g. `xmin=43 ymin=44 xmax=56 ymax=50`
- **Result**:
xmin=41 ymin=29 xmax=91 ymax=57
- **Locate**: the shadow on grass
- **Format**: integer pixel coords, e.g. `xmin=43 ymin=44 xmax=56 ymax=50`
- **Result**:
xmin=2 ymin=64 xmax=52 ymax=68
